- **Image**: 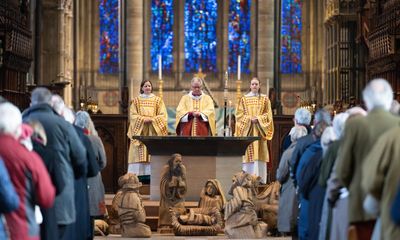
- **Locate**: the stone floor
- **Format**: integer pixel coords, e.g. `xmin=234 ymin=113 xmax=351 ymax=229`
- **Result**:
xmin=95 ymin=234 xmax=291 ymax=239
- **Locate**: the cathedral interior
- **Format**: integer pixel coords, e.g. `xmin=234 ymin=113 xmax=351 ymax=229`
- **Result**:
xmin=1 ymin=0 xmax=400 ymax=190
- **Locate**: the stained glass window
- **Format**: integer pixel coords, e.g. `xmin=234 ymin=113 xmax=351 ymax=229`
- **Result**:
xmin=151 ymin=0 xmax=174 ymax=72
xmin=228 ymin=0 xmax=251 ymax=75
xmin=99 ymin=0 xmax=119 ymax=74
xmin=184 ymin=0 xmax=218 ymax=73
xmin=280 ymin=0 xmax=302 ymax=74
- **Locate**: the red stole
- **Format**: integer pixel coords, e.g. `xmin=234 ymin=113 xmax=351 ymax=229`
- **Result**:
xmin=176 ymin=116 xmax=210 ymax=136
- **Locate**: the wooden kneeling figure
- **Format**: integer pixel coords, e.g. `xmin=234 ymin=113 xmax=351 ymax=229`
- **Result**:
xmin=116 ymin=173 xmax=151 ymax=238
xmin=224 ymin=171 xmax=268 ymax=239
xmin=198 ymin=179 xmax=226 ymax=216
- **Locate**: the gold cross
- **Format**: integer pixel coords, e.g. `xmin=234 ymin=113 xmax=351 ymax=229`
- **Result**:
xmin=194 ymin=67 xmax=207 ymax=80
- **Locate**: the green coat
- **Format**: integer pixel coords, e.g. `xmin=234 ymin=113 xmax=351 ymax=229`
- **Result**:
xmin=336 ymin=108 xmax=399 ymax=223
xmin=318 ymin=140 xmax=341 ymax=187
xmin=362 ymin=126 xmax=400 ymax=239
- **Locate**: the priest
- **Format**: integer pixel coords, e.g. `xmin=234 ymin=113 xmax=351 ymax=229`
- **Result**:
xmin=175 ymin=77 xmax=216 ymax=136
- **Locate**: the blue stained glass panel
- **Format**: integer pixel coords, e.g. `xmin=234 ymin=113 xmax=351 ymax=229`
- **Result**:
xmin=280 ymin=0 xmax=302 ymax=74
xmin=228 ymin=0 xmax=251 ymax=75
xmin=151 ymin=0 xmax=174 ymax=72
xmin=99 ymin=0 xmax=119 ymax=74
xmin=184 ymin=0 xmax=218 ymax=72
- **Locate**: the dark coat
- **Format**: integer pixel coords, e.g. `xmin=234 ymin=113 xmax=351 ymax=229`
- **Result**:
xmin=62 ymin=126 xmax=99 ymax=240
xmin=295 ymin=140 xmax=321 ymax=240
xmin=290 ymin=133 xmax=316 ymax=186
xmin=280 ymin=133 xmax=292 ymax=157
xmin=298 ymin=141 xmax=324 ymax=240
xmin=391 ymin=182 xmax=400 ymax=225
xmin=280 ymin=125 xmax=312 ymax=158
xmin=22 ymin=103 xmax=87 ymax=239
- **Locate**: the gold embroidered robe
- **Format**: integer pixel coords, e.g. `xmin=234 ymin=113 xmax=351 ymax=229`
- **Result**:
xmin=127 ymin=95 xmax=168 ymax=163
xmin=175 ymin=94 xmax=216 ymax=136
xmin=235 ymin=94 xmax=274 ymax=163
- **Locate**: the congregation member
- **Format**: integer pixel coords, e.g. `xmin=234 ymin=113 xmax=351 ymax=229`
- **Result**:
xmin=175 ymin=77 xmax=216 ymax=136
xmin=290 ymin=107 xmax=332 ymax=187
xmin=317 ymin=112 xmax=349 ymax=240
xmin=276 ymin=125 xmax=307 ymax=236
xmin=22 ymin=87 xmax=87 ymax=240
xmin=323 ymin=107 xmax=366 ymax=240
xmin=0 ymin=156 xmax=19 ymax=240
xmin=127 ymin=80 xmax=168 ymax=176
xmin=0 ymin=102 xmax=55 ymax=240
xmin=75 ymin=111 xmax=107 ymax=237
xmin=296 ymin=109 xmax=330 ymax=240
xmin=235 ymin=77 xmax=274 ymax=183
xmin=65 ymin=108 xmax=99 ymax=240
xmin=75 ymin=110 xmax=107 ymax=237
xmin=280 ymin=108 xmax=312 ymax=156
xmin=362 ymin=92 xmax=400 ymax=238
xmin=336 ymin=78 xmax=399 ymax=239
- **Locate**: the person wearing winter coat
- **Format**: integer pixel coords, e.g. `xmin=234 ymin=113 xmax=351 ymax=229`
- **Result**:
xmin=22 ymin=88 xmax=87 ymax=240
xmin=0 ymin=102 xmax=55 ymax=240
xmin=0 ymin=157 xmax=19 ymax=240
xmin=276 ymin=125 xmax=307 ymax=235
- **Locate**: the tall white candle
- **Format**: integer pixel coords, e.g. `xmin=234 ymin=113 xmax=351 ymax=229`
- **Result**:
xmin=267 ymin=78 xmax=270 ymax=96
xmin=158 ymin=54 xmax=162 ymax=80
xmin=238 ymin=55 xmax=241 ymax=80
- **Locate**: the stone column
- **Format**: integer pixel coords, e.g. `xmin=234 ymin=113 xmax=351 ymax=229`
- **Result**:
xmin=57 ymin=0 xmax=65 ymax=84
xmin=308 ymin=0 xmax=325 ymax=104
xmin=317 ymin=0 xmax=326 ymax=104
xmin=41 ymin=0 xmax=58 ymax=84
xmin=40 ymin=0 xmax=73 ymax=106
xmin=126 ymin=0 xmax=143 ymax=100
xmin=76 ymin=0 xmax=94 ymax=102
xmin=63 ymin=0 xmax=73 ymax=106
xmin=257 ymin=0 xmax=275 ymax=86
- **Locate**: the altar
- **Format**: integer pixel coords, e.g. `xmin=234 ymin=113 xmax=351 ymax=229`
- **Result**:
xmin=132 ymin=136 xmax=259 ymax=201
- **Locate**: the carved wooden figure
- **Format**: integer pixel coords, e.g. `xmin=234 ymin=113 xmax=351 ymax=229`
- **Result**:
xmin=168 ymin=179 xmax=226 ymax=236
xmin=199 ymin=179 xmax=226 ymax=216
xmin=255 ymin=181 xmax=280 ymax=230
xmin=170 ymin=207 xmax=223 ymax=236
xmin=158 ymin=153 xmax=187 ymax=232
xmin=224 ymin=171 xmax=268 ymax=239
xmin=116 ymin=173 xmax=151 ymax=238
